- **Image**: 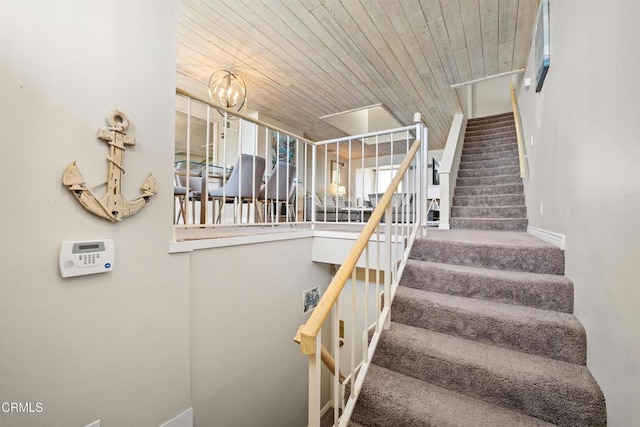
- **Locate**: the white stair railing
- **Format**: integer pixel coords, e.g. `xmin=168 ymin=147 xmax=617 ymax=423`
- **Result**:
xmin=295 ymin=117 xmax=428 ymax=426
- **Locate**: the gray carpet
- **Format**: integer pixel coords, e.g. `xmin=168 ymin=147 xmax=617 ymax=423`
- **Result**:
xmin=350 ymin=115 xmax=606 ymax=426
xmin=451 ymin=113 xmax=528 ymax=231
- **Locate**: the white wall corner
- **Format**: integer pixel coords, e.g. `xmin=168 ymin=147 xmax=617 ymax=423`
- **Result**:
xmin=527 ymin=226 xmax=565 ymax=250
xmin=160 ymin=408 xmax=193 ymax=427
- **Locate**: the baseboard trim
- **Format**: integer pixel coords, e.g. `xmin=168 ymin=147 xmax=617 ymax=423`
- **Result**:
xmin=438 ymin=223 xmax=451 ymax=230
xmin=160 ymin=408 xmax=192 ymax=427
xmin=527 ymin=226 xmax=565 ymax=250
xmin=306 ymin=401 xmax=334 ymax=427
xmin=321 ymin=401 xmax=333 ymax=416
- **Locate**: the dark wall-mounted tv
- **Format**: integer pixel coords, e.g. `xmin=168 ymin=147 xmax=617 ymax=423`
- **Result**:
xmin=432 ymin=158 xmax=440 ymax=185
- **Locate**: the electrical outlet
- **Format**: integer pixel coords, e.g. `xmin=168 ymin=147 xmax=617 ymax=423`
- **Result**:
xmin=540 ymin=201 xmax=544 ymax=216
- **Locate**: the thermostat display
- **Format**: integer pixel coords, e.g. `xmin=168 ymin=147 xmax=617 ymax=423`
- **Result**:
xmin=59 ymin=239 xmax=114 ymax=278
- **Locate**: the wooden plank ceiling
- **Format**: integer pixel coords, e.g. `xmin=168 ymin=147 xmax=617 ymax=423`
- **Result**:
xmin=177 ymin=0 xmax=538 ymax=150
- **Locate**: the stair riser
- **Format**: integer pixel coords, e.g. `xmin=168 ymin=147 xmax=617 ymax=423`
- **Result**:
xmin=463 ymin=143 xmax=518 ymax=155
xmin=465 ymin=131 xmax=516 ymax=142
xmin=465 ymin=125 xmax=516 ymax=138
xmin=374 ymin=331 xmax=605 ymax=426
xmin=463 ymin=137 xmax=517 ymax=148
xmin=455 ymin=184 xmax=523 ymax=196
xmin=453 ymin=194 xmax=525 ymax=207
xmin=461 ymin=150 xmax=519 ymax=163
xmin=460 ymin=157 xmax=520 ymax=170
xmin=457 ymin=165 xmax=520 ymax=178
xmin=456 ymin=175 xmax=522 ymax=186
xmin=392 ymin=290 xmax=586 ymax=364
xmin=452 ymin=206 xmax=526 ymax=218
xmin=400 ymin=260 xmax=574 ymax=313
xmin=410 ymin=239 xmax=565 ymax=275
xmin=451 ymin=218 xmax=528 ymax=231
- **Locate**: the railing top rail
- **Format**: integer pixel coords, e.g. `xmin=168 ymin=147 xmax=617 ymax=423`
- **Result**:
xmin=314 ymin=125 xmax=417 ymax=146
xmin=176 ymin=88 xmax=315 ymax=145
xmin=297 ymin=138 xmax=422 ymax=356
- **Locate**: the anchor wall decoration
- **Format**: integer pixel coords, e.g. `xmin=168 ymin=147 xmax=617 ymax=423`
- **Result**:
xmin=62 ymin=110 xmax=157 ymax=222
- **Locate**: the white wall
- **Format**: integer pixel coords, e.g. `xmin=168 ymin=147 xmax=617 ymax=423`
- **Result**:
xmin=189 ymin=238 xmax=332 ymax=426
xmin=516 ymin=2 xmax=640 ymax=425
xmin=472 ymin=74 xmax=513 ymax=118
xmin=456 ymin=74 xmax=514 ymax=119
xmin=0 ymin=2 xmax=190 ymax=427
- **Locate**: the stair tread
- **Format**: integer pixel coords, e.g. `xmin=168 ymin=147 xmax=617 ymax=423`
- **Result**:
xmin=411 ymin=231 xmax=564 ymax=275
xmin=404 ymin=259 xmax=572 ymax=287
xmin=353 ymin=363 xmax=555 ymax=427
xmin=455 ymin=182 xmax=523 ymax=188
xmin=467 ymin=112 xmax=514 ymax=121
xmin=453 ymin=194 xmax=526 ymax=206
xmin=378 ymin=322 xmax=599 ymax=391
xmin=460 ymin=157 xmax=519 ymax=165
xmin=374 ymin=322 xmax=604 ymax=424
xmin=457 ymin=173 xmax=521 ymax=179
xmin=401 ymin=260 xmax=574 ymax=313
xmin=458 ymin=165 xmax=521 ymax=177
xmin=423 ymin=229 xmax=552 ymax=248
xmin=465 ymin=126 xmax=516 ymax=135
xmin=451 ymin=218 xmax=528 ymax=232
xmin=452 ymin=205 xmax=526 ymax=209
xmin=463 ymin=144 xmax=519 ymax=154
xmin=462 ymin=149 xmax=520 ymax=157
xmin=393 ymin=286 xmax=585 ymax=363
xmin=396 ymin=286 xmax=577 ymax=322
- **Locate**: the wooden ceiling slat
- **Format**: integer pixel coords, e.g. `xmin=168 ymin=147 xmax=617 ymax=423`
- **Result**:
xmin=479 ymin=0 xmax=500 ymax=76
xmin=178 ymin=3 xmax=349 ymax=136
xmin=362 ymin=0 xmax=449 ymax=139
xmin=321 ymin=0 xmax=420 ymax=119
xmin=459 ymin=0 xmax=486 ymax=80
xmin=232 ymin=0 xmax=370 ymax=108
xmin=379 ymin=0 xmax=458 ymax=136
xmin=406 ymin=1 xmax=455 ymax=91
xmin=512 ymin=0 xmax=538 ymax=69
xmin=176 ymin=0 xmax=538 ymax=150
xmin=441 ymin=0 xmax=473 ymax=83
xmin=497 ymin=0 xmax=519 ymax=73
xmin=304 ymin=4 xmax=419 ymax=123
xmin=262 ymin=0 xmax=377 ymax=105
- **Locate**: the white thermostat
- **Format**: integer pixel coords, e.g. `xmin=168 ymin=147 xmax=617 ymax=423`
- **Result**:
xmin=59 ymin=239 xmax=114 ymax=278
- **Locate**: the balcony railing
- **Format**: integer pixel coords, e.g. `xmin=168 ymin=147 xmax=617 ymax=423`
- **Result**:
xmin=174 ymin=90 xmax=428 ymax=235
xmin=296 ymin=136 xmax=426 ymax=426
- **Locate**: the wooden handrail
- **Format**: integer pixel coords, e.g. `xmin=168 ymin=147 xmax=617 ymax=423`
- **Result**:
xmin=510 ymin=82 xmax=527 ymax=178
xmin=294 ymin=325 xmax=346 ymax=383
xmin=296 ymin=139 xmax=422 ymax=356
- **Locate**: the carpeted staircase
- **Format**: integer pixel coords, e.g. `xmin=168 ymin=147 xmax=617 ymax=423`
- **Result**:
xmin=452 ymin=112 xmax=528 ymax=231
xmin=351 ymin=230 xmax=606 ymax=426
xmin=349 ymin=113 xmax=605 ymax=426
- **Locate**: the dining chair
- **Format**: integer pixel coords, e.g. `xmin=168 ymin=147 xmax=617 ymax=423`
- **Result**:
xmin=285 ymin=183 xmax=297 ymax=222
xmin=209 ymin=154 xmax=266 ymax=223
xmin=258 ymin=161 xmax=296 ymax=222
xmin=174 ymin=167 xmax=208 ymax=224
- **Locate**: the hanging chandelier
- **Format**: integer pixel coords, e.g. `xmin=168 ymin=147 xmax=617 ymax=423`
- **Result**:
xmin=207 ymin=69 xmax=247 ymax=114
